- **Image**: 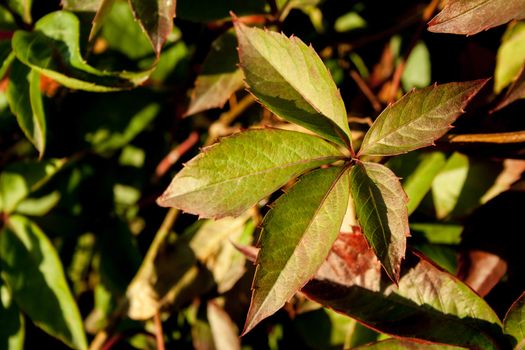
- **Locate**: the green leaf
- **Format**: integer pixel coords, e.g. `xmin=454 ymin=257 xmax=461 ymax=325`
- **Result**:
xmin=0 ymin=215 xmax=87 ymax=350
xmin=359 ymin=80 xmax=487 ymax=156
xmin=494 ymin=63 xmax=525 ymax=111
xmin=402 ymin=41 xmax=431 ymax=91
xmin=428 ymin=0 xmax=525 ymax=35
xmin=353 ymin=339 xmax=465 ymax=349
xmin=186 ymin=31 xmax=244 ymax=116
xmin=0 ymin=158 xmax=65 ymax=214
xmin=0 ymin=42 xmax=15 ymax=80
xmin=244 ymin=166 xmax=350 ymax=334
xmin=234 ymin=22 xmax=352 ymax=148
xmin=0 ymin=4 xmax=17 ymax=30
xmin=349 ymin=161 xmax=408 ymax=281
xmin=88 ymin=0 xmax=116 ymax=40
xmin=12 ymin=11 xmax=153 ymax=92
xmin=61 ymin=0 xmax=103 ymax=12
xmin=504 ymin=292 xmax=525 ymax=349
xmin=157 ymin=129 xmax=345 ymax=218
xmin=7 ymin=59 xmax=46 ymax=156
xmin=304 ymin=249 xmax=505 ymax=349
xmin=0 ymin=282 xmax=25 ymax=350
xmin=495 ymin=22 xmax=525 ymax=93
xmin=386 ymin=151 xmax=447 ymax=215
xmin=7 ymin=0 xmax=32 ymax=24
xmin=177 ymin=0 xmax=266 ymax=22
xmin=129 ymin=0 xmax=176 ymax=55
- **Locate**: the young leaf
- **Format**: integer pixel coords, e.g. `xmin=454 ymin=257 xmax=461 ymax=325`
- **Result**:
xmin=234 ymin=21 xmax=352 ymax=148
xmin=0 ymin=282 xmax=25 ymax=350
xmin=12 ymin=11 xmax=153 ymax=92
xmin=493 ymin=64 xmax=525 ymax=112
xmin=128 ymin=0 xmax=176 ymax=56
xmin=6 ymin=59 xmax=46 ymax=157
xmin=428 ymin=0 xmax=525 ymax=36
xmin=186 ymin=31 xmax=244 ymax=116
xmin=244 ymin=166 xmax=349 ymax=334
xmin=0 ymin=158 xmax=65 ymax=214
xmin=349 ymin=161 xmax=408 ymax=282
xmin=0 ymin=215 xmax=87 ymax=350
xmin=304 ymin=250 xmax=505 ymax=349
xmin=494 ymin=22 xmax=525 ymax=94
xmin=504 ymin=292 xmax=525 ymax=348
xmin=157 ymin=129 xmax=345 ymax=218
xmin=358 ymin=80 xmax=487 ymax=156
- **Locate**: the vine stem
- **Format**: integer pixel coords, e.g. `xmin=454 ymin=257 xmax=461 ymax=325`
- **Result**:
xmin=443 ymin=131 xmax=525 ymax=144
xmin=155 ymin=131 xmax=200 ymax=178
xmin=154 ymin=312 xmax=166 ymax=350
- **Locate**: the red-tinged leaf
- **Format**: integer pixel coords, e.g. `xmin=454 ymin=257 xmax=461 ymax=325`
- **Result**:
xmin=458 ymin=250 xmax=508 ymax=297
xmin=428 ymin=0 xmax=525 ymax=36
xmin=244 ymin=166 xmax=350 ymax=334
xmin=359 ymin=80 xmax=488 ymax=156
xmin=128 ymin=0 xmax=176 ymax=56
xmin=493 ymin=63 xmax=525 ymax=112
xmin=353 ymin=338 xmax=466 ymax=349
xmin=349 ymin=161 xmax=408 ymax=282
xmin=504 ymin=292 xmax=525 ymax=348
xmin=185 ymin=31 xmax=244 ymax=116
xmin=303 ymin=251 xmax=506 ymax=350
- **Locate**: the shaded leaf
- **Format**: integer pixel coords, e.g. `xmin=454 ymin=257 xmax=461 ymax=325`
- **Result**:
xmin=402 ymin=41 xmax=431 ymax=91
xmin=234 ymin=21 xmax=352 ymax=148
xmin=12 ymin=11 xmax=153 ymax=92
xmin=245 ymin=166 xmax=349 ymax=334
xmin=494 ymin=22 xmax=525 ymax=93
xmin=349 ymin=161 xmax=408 ymax=282
xmin=428 ymin=0 xmax=525 ymax=35
xmin=494 ymin=63 xmax=525 ymax=112
xmin=0 ymin=158 xmax=65 ymax=214
xmin=0 ymin=4 xmax=17 ymax=30
xmin=354 ymin=339 xmax=465 ymax=349
xmin=359 ymin=80 xmax=487 ymax=156
xmin=207 ymin=302 xmax=241 ymax=350
xmin=458 ymin=250 xmax=507 ymax=297
xmin=387 ymin=151 xmax=447 ymax=215
xmin=186 ymin=31 xmax=244 ymax=116
xmin=0 ymin=282 xmax=25 ymax=350
xmin=504 ymin=292 xmax=525 ymax=348
xmin=6 ymin=59 xmax=46 ymax=156
xmin=157 ymin=129 xmax=344 ymax=219
xmin=7 ymin=0 xmax=32 ymax=24
xmin=129 ymin=0 xmax=176 ymax=55
xmin=0 ymin=215 xmax=87 ymax=350
xmin=304 ymin=249 xmax=505 ymax=349
xmin=0 ymin=41 xmax=15 ymax=80
xmin=177 ymin=0 xmax=266 ymax=22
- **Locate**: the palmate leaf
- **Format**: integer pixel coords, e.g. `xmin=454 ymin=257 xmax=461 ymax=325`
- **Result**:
xmin=129 ymin=0 xmax=176 ymax=56
xmin=12 ymin=11 xmax=153 ymax=92
xmin=6 ymin=59 xmax=46 ymax=157
xmin=504 ymin=292 xmax=525 ymax=349
xmin=349 ymin=161 xmax=408 ymax=282
xmin=234 ymin=21 xmax=352 ymax=148
xmin=0 ymin=215 xmax=87 ymax=350
xmin=358 ymin=80 xmax=487 ymax=156
xmin=157 ymin=129 xmax=344 ymax=218
xmin=428 ymin=0 xmax=525 ymax=36
xmin=244 ymin=166 xmax=349 ymax=334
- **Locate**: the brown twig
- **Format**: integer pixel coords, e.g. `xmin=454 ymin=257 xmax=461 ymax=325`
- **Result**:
xmin=154 ymin=312 xmax=166 ymax=350
xmin=155 ymin=132 xmax=200 ymax=178
xmin=443 ymin=131 xmax=525 ymax=144
xmin=387 ymin=0 xmax=441 ymax=103
xmin=349 ymin=70 xmax=382 ymax=112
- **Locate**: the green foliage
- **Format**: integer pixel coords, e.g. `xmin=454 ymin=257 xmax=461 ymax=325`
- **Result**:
xmin=0 ymin=1 xmax=524 ymax=349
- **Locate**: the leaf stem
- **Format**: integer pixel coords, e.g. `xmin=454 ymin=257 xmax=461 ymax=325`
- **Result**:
xmin=349 ymin=70 xmax=382 ymax=112
xmin=154 ymin=312 xmax=166 ymax=350
xmin=155 ymin=131 xmax=200 ymax=178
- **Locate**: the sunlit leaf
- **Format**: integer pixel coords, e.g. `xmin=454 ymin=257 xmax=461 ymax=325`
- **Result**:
xmin=359 ymin=80 xmax=487 ymax=156
xmin=428 ymin=0 xmax=525 ymax=35
xmin=504 ymin=292 xmax=525 ymax=348
xmin=88 ymin=0 xmax=116 ymax=40
xmin=304 ymin=249 xmax=505 ymax=349
xmin=402 ymin=41 xmax=431 ymax=91
xmin=349 ymin=161 xmax=408 ymax=281
xmin=494 ymin=22 xmax=525 ymax=93
xmin=12 ymin=11 xmax=153 ymax=92
xmin=61 ymin=0 xmax=102 ymax=12
xmin=234 ymin=21 xmax=352 ymax=148
xmin=6 ymin=59 xmax=46 ymax=156
xmin=494 ymin=63 xmax=525 ymax=111
xmin=0 ymin=282 xmax=25 ymax=350
xmin=0 ymin=158 xmax=65 ymax=214
xmin=157 ymin=129 xmax=345 ymax=218
xmin=129 ymin=0 xmax=176 ymax=55
xmin=186 ymin=31 xmax=243 ymax=116
xmin=245 ymin=166 xmax=349 ymax=334
xmin=0 ymin=215 xmax=87 ymax=350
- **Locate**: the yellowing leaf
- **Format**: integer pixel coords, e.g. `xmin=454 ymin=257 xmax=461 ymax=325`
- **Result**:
xmin=234 ymin=21 xmax=352 ymax=148
xmin=157 ymin=129 xmax=344 ymax=218
xmin=245 ymin=166 xmax=349 ymax=334
xmin=495 ymin=22 xmax=525 ymax=93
